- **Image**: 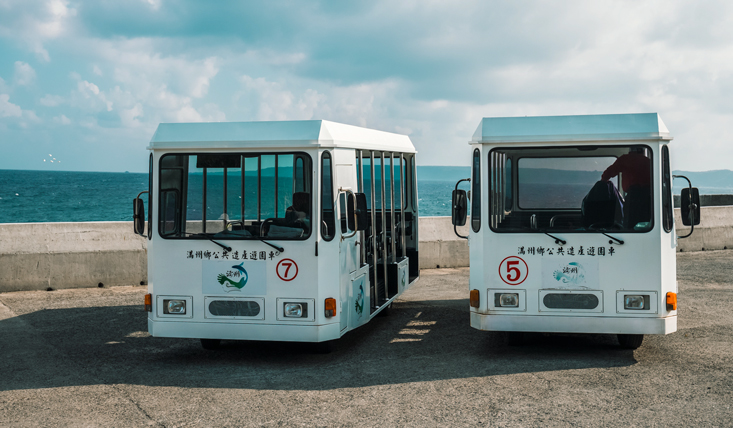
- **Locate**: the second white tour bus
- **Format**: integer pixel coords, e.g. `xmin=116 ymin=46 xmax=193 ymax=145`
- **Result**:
xmin=452 ymin=113 xmax=700 ymax=349
xmin=133 ymin=120 xmax=420 ymax=351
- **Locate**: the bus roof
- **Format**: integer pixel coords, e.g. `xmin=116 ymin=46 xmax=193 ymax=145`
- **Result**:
xmin=471 ymin=113 xmax=672 ymax=144
xmin=149 ymin=120 xmax=416 ymax=153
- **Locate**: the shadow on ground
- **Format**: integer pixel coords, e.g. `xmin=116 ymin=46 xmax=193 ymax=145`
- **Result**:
xmin=0 ymin=297 xmax=637 ymax=392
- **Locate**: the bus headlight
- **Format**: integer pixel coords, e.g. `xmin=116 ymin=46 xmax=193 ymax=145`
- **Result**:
xmin=284 ymin=303 xmax=306 ymax=318
xmin=164 ymin=299 xmax=186 ymax=315
xmin=624 ymin=295 xmax=646 ymax=310
xmin=498 ymin=293 xmax=519 ymax=308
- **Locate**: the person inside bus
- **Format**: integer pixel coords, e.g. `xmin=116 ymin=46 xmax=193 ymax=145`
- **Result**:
xmin=601 ymin=147 xmax=652 ymax=229
xmin=285 ymin=192 xmax=310 ymax=227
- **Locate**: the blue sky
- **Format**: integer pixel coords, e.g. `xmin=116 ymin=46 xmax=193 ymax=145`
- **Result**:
xmin=1 ymin=0 xmax=732 ymax=172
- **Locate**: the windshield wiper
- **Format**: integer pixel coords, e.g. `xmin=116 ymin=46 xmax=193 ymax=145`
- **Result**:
xmin=212 ymin=230 xmax=285 ymax=253
xmin=588 ymin=227 xmax=624 ymax=245
xmin=258 ymin=238 xmax=284 ymax=253
xmin=188 ymin=233 xmax=232 ymax=252
xmin=543 ymin=232 xmax=567 ymax=246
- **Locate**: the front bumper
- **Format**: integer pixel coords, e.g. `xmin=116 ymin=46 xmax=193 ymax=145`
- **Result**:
xmin=148 ymin=318 xmax=342 ymax=342
xmin=470 ymin=312 xmax=677 ymax=335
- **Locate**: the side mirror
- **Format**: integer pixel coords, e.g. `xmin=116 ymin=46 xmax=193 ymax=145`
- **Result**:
xmin=452 ymin=189 xmax=468 ymax=226
xmin=133 ymin=197 xmax=146 ymax=236
xmin=348 ymin=193 xmax=369 ymax=231
xmin=680 ymin=187 xmax=700 ymax=226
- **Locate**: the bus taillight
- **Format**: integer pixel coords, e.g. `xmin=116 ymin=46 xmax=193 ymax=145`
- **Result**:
xmin=470 ymin=290 xmax=480 ymax=308
xmin=324 ymin=298 xmax=337 ymax=317
xmin=144 ymin=294 xmax=152 ymax=312
xmin=666 ymin=292 xmax=677 ymax=311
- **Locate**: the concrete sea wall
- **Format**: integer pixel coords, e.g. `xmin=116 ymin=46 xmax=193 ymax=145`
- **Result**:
xmin=1 ymin=206 xmax=732 ymax=292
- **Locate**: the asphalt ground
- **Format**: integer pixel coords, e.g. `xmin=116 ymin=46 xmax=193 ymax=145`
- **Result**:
xmin=1 ymin=251 xmax=732 ymax=427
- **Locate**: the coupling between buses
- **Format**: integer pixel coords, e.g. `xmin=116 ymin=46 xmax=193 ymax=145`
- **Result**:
xmin=452 ymin=113 xmax=700 ymax=349
xmin=133 ymin=120 xmax=420 ymax=351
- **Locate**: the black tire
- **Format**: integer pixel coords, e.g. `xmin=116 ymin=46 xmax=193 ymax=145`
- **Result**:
xmin=617 ymin=334 xmax=644 ymax=349
xmin=312 ymin=340 xmax=335 ymax=354
xmin=506 ymin=331 xmax=525 ymax=346
xmin=377 ymin=302 xmax=392 ymax=317
xmin=200 ymin=339 xmax=221 ymax=350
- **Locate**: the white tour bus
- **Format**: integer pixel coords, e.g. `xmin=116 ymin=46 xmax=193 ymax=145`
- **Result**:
xmin=451 ymin=113 xmax=700 ymax=349
xmin=133 ymin=120 xmax=420 ymax=351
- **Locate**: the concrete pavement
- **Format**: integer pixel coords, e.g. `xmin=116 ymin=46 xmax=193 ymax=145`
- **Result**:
xmin=1 ymin=251 xmax=732 ymax=427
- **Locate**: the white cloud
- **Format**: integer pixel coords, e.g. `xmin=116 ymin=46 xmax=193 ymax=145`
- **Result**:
xmin=0 ymin=0 xmax=77 ymax=61
xmin=40 ymin=94 xmax=64 ymax=106
xmin=120 ymin=103 xmax=143 ymax=127
xmin=53 ymin=114 xmax=71 ymax=124
xmin=74 ymin=79 xmax=113 ymax=111
xmin=240 ymin=75 xmax=327 ymax=121
xmin=0 ymin=93 xmax=22 ymax=117
xmin=143 ymin=0 xmax=162 ymax=11
xmin=13 ymin=61 xmax=36 ymax=86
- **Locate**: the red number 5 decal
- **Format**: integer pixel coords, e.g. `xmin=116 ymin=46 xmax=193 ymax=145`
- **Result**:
xmin=499 ymin=256 xmax=528 ymax=285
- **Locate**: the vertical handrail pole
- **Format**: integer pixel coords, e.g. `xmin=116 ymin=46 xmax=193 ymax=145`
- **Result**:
xmin=390 ymin=152 xmax=396 ymax=264
xmin=359 ymin=150 xmax=365 ymax=267
xmin=370 ymin=151 xmax=378 ymax=307
xmin=381 ymin=152 xmax=388 ymax=300
xmin=223 ymin=167 xmax=228 ymax=230
xmin=400 ymin=153 xmax=406 ymax=259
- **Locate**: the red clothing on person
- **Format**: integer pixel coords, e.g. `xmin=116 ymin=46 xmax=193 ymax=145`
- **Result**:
xmin=601 ymin=152 xmax=651 ymax=192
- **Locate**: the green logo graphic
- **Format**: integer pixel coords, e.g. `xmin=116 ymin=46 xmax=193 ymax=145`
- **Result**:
xmin=553 ymin=262 xmax=585 ymax=285
xmin=217 ymin=262 xmax=249 ymax=291
xmin=354 ymin=284 xmax=364 ymax=316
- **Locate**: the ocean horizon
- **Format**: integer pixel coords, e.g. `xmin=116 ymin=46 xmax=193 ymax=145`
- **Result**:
xmin=1 ymin=167 xmax=732 ymax=223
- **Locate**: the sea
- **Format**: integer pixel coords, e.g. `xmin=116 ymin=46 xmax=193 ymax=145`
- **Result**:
xmin=1 ymin=167 xmax=732 ymax=223
xmin=0 ymin=169 xmax=463 ymax=223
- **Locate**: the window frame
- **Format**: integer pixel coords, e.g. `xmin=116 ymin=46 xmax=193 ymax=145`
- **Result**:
xmin=320 ymin=150 xmax=336 ymax=242
xmin=471 ymin=148 xmax=481 ymax=233
xmin=661 ymin=145 xmax=673 ymax=233
xmin=488 ymin=145 xmax=655 ymax=234
xmin=157 ymin=151 xmax=313 ymax=241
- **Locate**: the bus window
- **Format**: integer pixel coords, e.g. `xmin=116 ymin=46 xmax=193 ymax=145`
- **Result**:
xmin=471 ymin=148 xmax=481 ymax=232
xmin=662 ymin=145 xmax=673 ymax=233
xmin=159 ymin=153 xmax=312 ymax=240
xmin=490 ymin=145 xmax=653 ymax=233
xmin=321 ymin=151 xmax=335 ymax=241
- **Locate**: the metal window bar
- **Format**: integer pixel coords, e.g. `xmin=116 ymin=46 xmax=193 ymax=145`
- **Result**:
xmin=241 ymin=156 xmax=245 ymax=223
xmin=274 ymin=155 xmax=279 ymax=217
xmin=202 ymin=166 xmax=207 ymax=233
xmin=257 ymin=156 xmax=261 ymax=222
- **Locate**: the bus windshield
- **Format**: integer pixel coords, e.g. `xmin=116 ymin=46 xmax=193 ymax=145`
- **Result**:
xmin=159 ymin=153 xmax=312 ymax=240
xmin=489 ymin=145 xmax=653 ymax=233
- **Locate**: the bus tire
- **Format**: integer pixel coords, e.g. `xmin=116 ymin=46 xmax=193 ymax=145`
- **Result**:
xmin=506 ymin=332 xmax=524 ymax=346
xmin=312 ymin=340 xmax=335 ymax=354
xmin=617 ymin=334 xmax=644 ymax=349
xmin=377 ymin=303 xmax=392 ymax=317
xmin=200 ymin=339 xmax=221 ymax=350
